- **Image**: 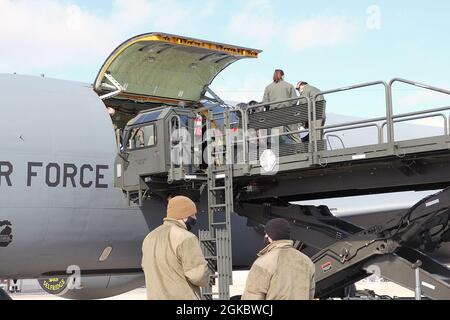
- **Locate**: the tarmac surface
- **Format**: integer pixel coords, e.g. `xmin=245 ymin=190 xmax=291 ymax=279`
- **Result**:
xmin=8 ymin=271 xmax=415 ymax=300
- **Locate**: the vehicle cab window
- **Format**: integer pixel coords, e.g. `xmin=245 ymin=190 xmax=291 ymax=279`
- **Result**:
xmin=128 ymin=124 xmax=156 ymax=150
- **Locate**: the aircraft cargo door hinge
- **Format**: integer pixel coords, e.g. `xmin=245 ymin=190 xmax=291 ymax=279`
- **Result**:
xmin=100 ymin=73 xmax=126 ymax=100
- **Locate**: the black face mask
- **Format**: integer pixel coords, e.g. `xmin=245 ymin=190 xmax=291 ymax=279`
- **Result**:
xmin=185 ymin=217 xmax=197 ymax=231
xmin=263 ymin=236 xmax=271 ymax=248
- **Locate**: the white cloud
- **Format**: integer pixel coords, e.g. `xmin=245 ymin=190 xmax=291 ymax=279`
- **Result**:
xmin=0 ymin=0 xmax=192 ymax=76
xmin=286 ymin=16 xmax=359 ymax=52
xmin=416 ymin=117 xmax=448 ymax=128
xmin=226 ymin=2 xmax=359 ymax=52
xmin=213 ymin=76 xmax=268 ymax=103
xmin=394 ymin=86 xmax=450 ymax=128
xmin=396 ymin=88 xmax=450 ymax=109
xmin=110 ymin=0 xmax=154 ymax=28
xmin=226 ymin=0 xmax=281 ymax=47
xmin=199 ymin=0 xmax=217 ymax=18
xmin=141 ymin=0 xmax=191 ymax=31
xmin=0 ymin=0 xmax=116 ymax=73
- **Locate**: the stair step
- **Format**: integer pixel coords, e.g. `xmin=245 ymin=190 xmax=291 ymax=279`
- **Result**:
xmin=210 ymin=204 xmax=226 ymax=209
xmin=210 ymin=186 xmax=226 ymax=191
xmin=205 ymin=256 xmax=218 ymax=260
xmin=211 ymin=222 xmax=227 ymax=226
xmin=184 ymin=174 xmax=207 ymax=180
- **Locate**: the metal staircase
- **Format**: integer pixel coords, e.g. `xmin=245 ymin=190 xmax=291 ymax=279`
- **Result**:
xmin=199 ymin=109 xmax=234 ymax=300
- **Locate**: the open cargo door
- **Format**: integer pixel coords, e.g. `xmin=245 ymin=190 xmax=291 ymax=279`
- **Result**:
xmin=94 ymin=32 xmax=261 ymax=114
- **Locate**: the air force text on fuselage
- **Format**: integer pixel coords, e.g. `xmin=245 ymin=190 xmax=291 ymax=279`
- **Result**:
xmin=0 ymin=161 xmax=109 ymax=188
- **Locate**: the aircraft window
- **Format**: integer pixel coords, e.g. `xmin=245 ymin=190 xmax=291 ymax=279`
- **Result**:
xmin=128 ymin=124 xmax=157 ymax=150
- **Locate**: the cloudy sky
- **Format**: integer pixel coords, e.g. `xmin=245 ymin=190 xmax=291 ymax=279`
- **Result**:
xmin=1 ymin=0 xmax=450 ymax=118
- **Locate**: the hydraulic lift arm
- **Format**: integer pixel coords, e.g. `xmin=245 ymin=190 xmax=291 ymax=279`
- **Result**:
xmin=236 ymin=188 xmax=450 ymax=300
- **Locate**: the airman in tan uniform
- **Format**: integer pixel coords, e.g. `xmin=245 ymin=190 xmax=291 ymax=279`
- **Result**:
xmin=142 ymin=196 xmax=209 ymax=300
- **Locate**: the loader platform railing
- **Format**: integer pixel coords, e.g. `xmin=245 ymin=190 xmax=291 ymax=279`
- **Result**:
xmin=310 ymin=78 xmax=450 ymax=167
xmin=199 ymin=78 xmax=450 ymax=178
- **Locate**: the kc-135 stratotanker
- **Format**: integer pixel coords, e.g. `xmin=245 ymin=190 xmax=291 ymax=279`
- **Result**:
xmin=1 ymin=33 xmax=450 ymax=300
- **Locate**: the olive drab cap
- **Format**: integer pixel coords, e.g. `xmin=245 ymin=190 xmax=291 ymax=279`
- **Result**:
xmin=167 ymin=196 xmax=197 ymax=220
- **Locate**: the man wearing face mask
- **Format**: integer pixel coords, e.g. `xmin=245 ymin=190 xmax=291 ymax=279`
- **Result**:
xmin=141 ymin=196 xmax=209 ymax=300
xmin=242 ymin=218 xmax=316 ymax=300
